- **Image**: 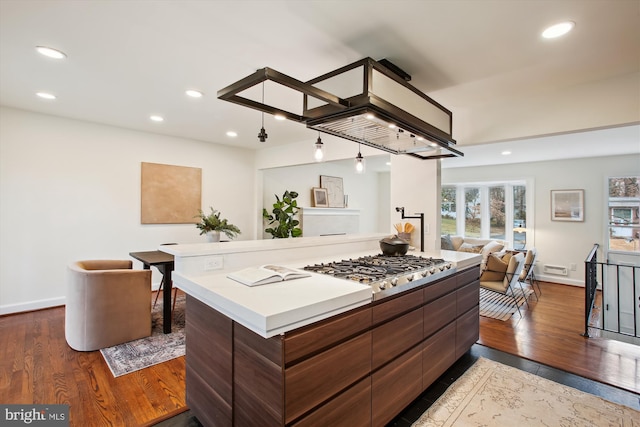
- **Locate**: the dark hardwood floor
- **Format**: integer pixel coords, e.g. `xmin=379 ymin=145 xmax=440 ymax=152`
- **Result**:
xmin=1 ymin=282 xmax=638 ymax=426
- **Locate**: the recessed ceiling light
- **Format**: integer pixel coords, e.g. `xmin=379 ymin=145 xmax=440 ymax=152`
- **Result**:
xmin=501 ymin=150 xmax=512 ymax=155
xmin=36 ymin=92 xmax=56 ymax=100
xmin=365 ymin=113 xmax=375 ymax=120
xmin=226 ymin=131 xmax=238 ymax=137
xmin=150 ymin=115 xmax=164 ymax=122
xmin=35 ymin=46 xmax=67 ymax=59
xmin=185 ymin=89 xmax=203 ymax=98
xmin=388 ymin=124 xmax=396 ymax=129
xmin=274 ymin=114 xmax=286 ymax=121
xmin=542 ymin=21 xmax=575 ymax=39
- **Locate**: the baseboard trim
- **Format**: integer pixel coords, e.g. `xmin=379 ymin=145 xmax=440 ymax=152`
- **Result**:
xmin=0 ymin=297 xmax=66 ymax=316
xmin=536 ymin=274 xmax=583 ymax=287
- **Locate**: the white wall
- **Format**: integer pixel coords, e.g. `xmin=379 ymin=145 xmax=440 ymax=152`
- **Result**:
xmin=390 ymin=155 xmax=441 ymax=252
xmin=442 ymin=153 xmax=640 ymax=286
xmin=260 ymin=156 xmax=390 ymax=238
xmin=0 ymin=107 xmax=256 ymax=314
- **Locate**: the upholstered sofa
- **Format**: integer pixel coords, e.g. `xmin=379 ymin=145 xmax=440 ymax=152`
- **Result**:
xmin=65 ymin=260 xmax=152 ymax=351
xmin=441 ymin=235 xmax=507 ymax=270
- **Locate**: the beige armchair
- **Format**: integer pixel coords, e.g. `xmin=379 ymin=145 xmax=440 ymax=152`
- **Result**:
xmin=480 ymin=252 xmax=526 ymax=317
xmin=519 ymin=248 xmax=540 ymax=298
xmin=65 ymin=260 xmax=152 ymax=351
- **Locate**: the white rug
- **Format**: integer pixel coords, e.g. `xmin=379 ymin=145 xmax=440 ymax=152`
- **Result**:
xmin=412 ymin=357 xmax=640 ymax=426
xmin=100 ymin=294 xmax=185 ymax=377
xmin=479 ymin=287 xmax=532 ymax=320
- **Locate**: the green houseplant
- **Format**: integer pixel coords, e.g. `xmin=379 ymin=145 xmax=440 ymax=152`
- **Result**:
xmin=262 ymin=190 xmax=302 ymax=238
xmin=195 ymin=207 xmax=241 ymax=242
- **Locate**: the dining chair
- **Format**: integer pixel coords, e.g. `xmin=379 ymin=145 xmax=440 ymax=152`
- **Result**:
xmin=480 ymin=252 xmax=526 ymax=317
xmin=153 ymin=243 xmax=178 ymax=312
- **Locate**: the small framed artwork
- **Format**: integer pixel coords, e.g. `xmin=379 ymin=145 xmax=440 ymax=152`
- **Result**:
xmin=551 ymin=189 xmax=584 ymax=222
xmin=312 ymin=187 xmax=329 ymax=207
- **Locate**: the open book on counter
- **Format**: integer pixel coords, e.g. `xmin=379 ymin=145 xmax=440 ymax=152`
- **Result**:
xmin=227 ymin=264 xmax=312 ymax=287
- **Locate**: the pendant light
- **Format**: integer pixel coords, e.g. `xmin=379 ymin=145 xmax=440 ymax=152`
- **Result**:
xmin=355 ymin=143 xmax=365 ymax=174
xmin=355 ymin=123 xmax=365 ymax=173
xmin=257 ymin=82 xmax=268 ymax=142
xmin=314 ymin=132 xmax=324 ymax=162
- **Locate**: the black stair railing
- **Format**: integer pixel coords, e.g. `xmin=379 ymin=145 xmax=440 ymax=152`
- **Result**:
xmin=583 ymin=243 xmax=640 ymax=339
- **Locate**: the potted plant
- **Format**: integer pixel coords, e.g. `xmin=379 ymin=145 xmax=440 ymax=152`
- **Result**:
xmin=195 ymin=207 xmax=241 ymax=242
xmin=262 ymin=190 xmax=302 ymax=238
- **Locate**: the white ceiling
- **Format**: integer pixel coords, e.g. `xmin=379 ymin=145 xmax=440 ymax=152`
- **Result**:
xmin=1 ymin=0 xmax=639 ymax=163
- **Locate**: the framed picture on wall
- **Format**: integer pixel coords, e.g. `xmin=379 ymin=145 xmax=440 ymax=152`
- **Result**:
xmin=312 ymin=187 xmax=329 ymax=207
xmin=320 ymin=175 xmax=345 ymax=208
xmin=551 ymin=189 xmax=584 ymax=222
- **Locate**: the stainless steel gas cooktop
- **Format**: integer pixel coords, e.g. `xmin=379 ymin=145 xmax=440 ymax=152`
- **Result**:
xmin=303 ymin=253 xmax=456 ymax=300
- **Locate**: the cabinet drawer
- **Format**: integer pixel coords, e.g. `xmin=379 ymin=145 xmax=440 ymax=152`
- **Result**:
xmin=234 ymin=324 xmax=284 ymax=427
xmin=372 ymin=308 xmax=423 ymax=370
xmin=372 ymin=287 xmax=423 ymax=325
xmin=284 ymin=306 xmax=371 ymax=365
xmin=285 ymin=332 xmax=372 ymax=424
xmin=185 ymin=296 xmax=233 ymax=407
xmin=423 ymin=291 xmax=456 ymax=339
xmin=372 ymin=345 xmax=422 ymax=427
xmin=456 ymin=280 xmax=479 ymax=316
xmin=291 ymin=377 xmax=371 ymax=427
xmin=457 ymin=266 xmax=480 ymax=287
xmin=423 ymin=276 xmax=456 ymax=303
xmin=422 ymin=322 xmax=456 ymax=389
xmin=456 ymin=306 xmax=479 ymax=358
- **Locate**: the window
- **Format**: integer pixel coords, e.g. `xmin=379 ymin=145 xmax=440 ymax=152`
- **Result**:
xmin=608 ymin=176 xmax=640 ymax=253
xmin=513 ymin=185 xmax=527 ymax=249
xmin=441 ymin=186 xmax=457 ymax=235
xmin=441 ymin=181 xmax=528 ymax=248
xmin=490 ymin=186 xmax=505 ymax=240
xmin=465 ymin=188 xmax=481 ymax=237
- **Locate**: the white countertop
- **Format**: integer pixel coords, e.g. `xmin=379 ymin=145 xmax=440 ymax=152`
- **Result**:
xmin=171 ymin=241 xmax=482 ymax=338
xmin=176 ymin=268 xmax=372 ymax=338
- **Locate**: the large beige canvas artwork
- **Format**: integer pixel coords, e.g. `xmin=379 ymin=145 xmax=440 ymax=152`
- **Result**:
xmin=141 ymin=162 xmax=202 ymax=224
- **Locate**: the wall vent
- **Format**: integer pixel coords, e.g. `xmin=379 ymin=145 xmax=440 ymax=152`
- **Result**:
xmin=543 ymin=264 xmax=568 ymax=276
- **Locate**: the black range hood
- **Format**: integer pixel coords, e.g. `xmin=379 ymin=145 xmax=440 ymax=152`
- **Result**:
xmin=218 ymin=58 xmax=463 ymax=160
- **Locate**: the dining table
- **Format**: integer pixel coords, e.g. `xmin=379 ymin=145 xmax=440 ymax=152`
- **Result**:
xmin=129 ymin=250 xmax=175 ymax=334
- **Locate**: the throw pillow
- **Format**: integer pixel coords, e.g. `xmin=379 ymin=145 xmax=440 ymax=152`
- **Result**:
xmin=458 ymin=243 xmax=484 ymax=253
xmin=480 ymin=240 xmax=505 ymax=271
xmin=481 ymin=240 xmax=505 ymax=259
xmin=480 ymin=254 xmax=510 ymax=281
xmin=501 ymin=251 xmax=513 ymax=265
xmin=441 ymin=234 xmax=455 ymax=250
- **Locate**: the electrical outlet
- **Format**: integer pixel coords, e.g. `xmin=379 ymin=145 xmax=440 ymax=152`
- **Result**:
xmin=570 ymin=263 xmax=577 ymax=271
xmin=204 ymin=255 xmax=224 ymax=271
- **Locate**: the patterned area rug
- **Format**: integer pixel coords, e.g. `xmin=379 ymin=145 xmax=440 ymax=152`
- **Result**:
xmin=412 ymin=357 xmax=640 ymax=426
xmin=100 ymin=294 xmax=185 ymax=377
xmin=479 ymin=286 xmax=533 ymax=320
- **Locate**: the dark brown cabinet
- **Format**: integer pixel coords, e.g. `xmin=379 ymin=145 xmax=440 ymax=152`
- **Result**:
xmin=185 ymin=265 xmax=480 ymax=427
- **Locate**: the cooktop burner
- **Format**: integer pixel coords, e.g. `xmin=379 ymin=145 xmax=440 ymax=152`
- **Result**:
xmin=304 ymin=253 xmax=456 ymax=300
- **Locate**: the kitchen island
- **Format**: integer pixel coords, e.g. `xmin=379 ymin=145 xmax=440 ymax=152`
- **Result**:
xmin=162 ymin=234 xmax=481 ymax=427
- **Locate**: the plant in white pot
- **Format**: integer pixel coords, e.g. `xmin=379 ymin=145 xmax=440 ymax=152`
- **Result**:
xmin=195 ymin=207 xmax=241 ymax=242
